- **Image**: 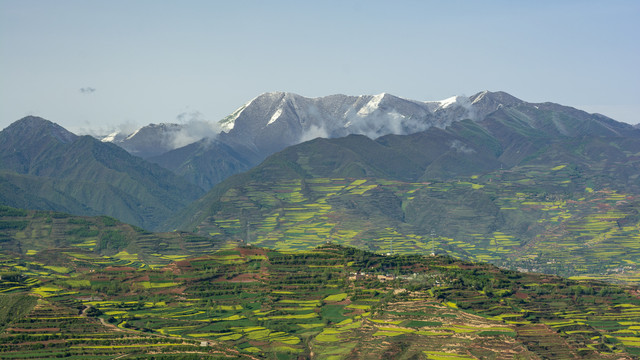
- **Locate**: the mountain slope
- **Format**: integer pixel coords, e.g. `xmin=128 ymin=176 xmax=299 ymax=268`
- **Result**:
xmin=148 ymin=137 xmax=263 ymax=190
xmin=100 ymin=122 xmax=184 ymax=158
xmin=103 ymin=91 xmax=635 ymax=192
xmin=0 ymin=205 xmax=225 ymax=262
xmin=163 ymin=100 xmax=640 ymax=282
xmin=110 ymin=91 xmax=522 ymax=190
xmin=0 ymin=116 xmax=204 ymax=230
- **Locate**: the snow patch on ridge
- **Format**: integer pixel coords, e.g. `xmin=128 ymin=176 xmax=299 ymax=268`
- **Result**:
xmin=472 ymin=90 xmax=488 ymax=104
xmin=268 ymin=107 xmax=283 ymax=125
xmin=438 ymin=96 xmax=460 ymax=109
xmin=357 ymin=93 xmax=386 ymax=116
xmin=125 ymin=128 xmax=141 ymax=140
xmin=219 ymin=103 xmax=248 ymax=132
xmin=101 ymin=131 xmax=119 ymax=142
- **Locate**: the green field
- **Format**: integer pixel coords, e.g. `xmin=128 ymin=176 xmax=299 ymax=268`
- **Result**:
xmin=186 ymin=166 xmax=640 ymax=285
xmin=1 ymin=243 xmax=640 ymax=358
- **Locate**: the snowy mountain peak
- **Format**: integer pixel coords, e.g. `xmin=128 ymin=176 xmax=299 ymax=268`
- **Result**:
xmin=261 ymin=91 xmax=287 ymax=99
xmin=102 ymin=90 xmax=528 ymax=163
xmin=98 ymin=120 xmax=220 ymax=159
xmin=217 ymin=91 xmax=514 ymax=155
xmin=218 ymin=92 xmax=293 ymax=132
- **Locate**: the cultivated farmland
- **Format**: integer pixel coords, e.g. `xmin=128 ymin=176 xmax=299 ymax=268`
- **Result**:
xmin=2 ymin=243 xmax=640 ymax=358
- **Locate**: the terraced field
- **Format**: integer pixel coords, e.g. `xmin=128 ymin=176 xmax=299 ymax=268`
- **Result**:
xmin=0 ymin=253 xmax=244 ymax=359
xmin=190 ymin=163 xmax=640 ymax=284
xmin=0 ymin=206 xmax=231 ymax=265
xmin=2 ymin=244 xmax=640 ymax=358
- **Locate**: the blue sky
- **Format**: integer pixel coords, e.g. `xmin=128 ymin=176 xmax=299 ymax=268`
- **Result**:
xmin=1 ymin=0 xmax=638 ymax=134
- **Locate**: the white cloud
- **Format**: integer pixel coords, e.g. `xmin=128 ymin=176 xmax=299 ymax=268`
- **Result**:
xmin=169 ymin=111 xmax=221 ymax=149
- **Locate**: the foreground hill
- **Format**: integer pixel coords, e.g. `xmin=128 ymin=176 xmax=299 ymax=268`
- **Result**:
xmin=164 ymin=100 xmax=640 ymax=283
xmin=2 ymin=239 xmax=640 ymax=359
xmin=0 ymin=116 xmax=204 ymax=230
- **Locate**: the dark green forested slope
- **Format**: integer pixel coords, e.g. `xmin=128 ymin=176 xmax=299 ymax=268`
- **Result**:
xmin=0 ymin=116 xmax=204 ymax=230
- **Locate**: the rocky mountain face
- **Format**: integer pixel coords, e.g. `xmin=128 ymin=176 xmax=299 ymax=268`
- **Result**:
xmin=0 ymin=116 xmax=204 ymax=230
xmin=203 ymin=90 xmax=531 ymax=157
xmin=105 ymin=91 xmax=532 ymax=190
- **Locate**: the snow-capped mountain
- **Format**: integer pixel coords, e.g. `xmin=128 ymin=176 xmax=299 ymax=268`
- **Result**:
xmin=103 ymin=91 xmax=518 ymax=160
xmin=152 ymin=91 xmax=525 ymax=189
xmin=99 ymin=121 xmax=221 ymax=159
xmin=101 ymin=90 xmax=530 ymax=189
xmin=217 ymin=91 xmax=512 ymax=154
xmin=100 ymin=123 xmax=185 ymax=159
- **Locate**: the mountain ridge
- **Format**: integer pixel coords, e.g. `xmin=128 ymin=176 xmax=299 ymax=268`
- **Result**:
xmin=161 ymin=98 xmax=640 ymax=282
xmin=112 ymin=90 xmax=563 ymax=190
xmin=0 ymin=116 xmax=204 ymax=230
